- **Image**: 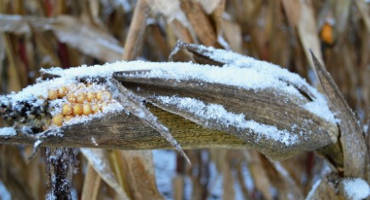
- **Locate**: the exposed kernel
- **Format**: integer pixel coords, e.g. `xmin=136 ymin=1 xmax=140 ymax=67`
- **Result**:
xmin=62 ymin=104 xmax=73 ymax=115
xmin=73 ymin=104 xmax=83 ymax=115
xmin=83 ymin=104 xmax=92 ymax=115
xmin=52 ymin=114 xmax=63 ymax=126
xmin=67 ymin=94 xmax=77 ymax=103
xmin=48 ymin=90 xmax=58 ymax=100
xmin=86 ymin=92 xmax=95 ymax=102
xmin=320 ymin=23 xmax=333 ymax=45
xmin=76 ymin=93 xmax=86 ymax=103
xmin=58 ymin=87 xmax=68 ymax=98
xmin=96 ymin=91 xmax=103 ymax=101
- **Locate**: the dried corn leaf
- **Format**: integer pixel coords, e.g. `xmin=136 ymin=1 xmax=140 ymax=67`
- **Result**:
xmin=148 ymin=0 xmax=190 ymax=28
xmin=244 ymin=151 xmax=273 ymax=200
xmin=281 ymin=0 xmax=301 ymax=27
xmin=0 ymin=14 xmax=124 ymax=62
xmin=81 ymin=164 xmax=101 ymax=200
xmin=117 ymin=150 xmax=164 ymax=200
xmin=2 ymin=34 xmax=22 ymax=92
xmin=296 ymin=0 xmax=323 ymax=65
xmin=305 ymin=174 xmax=342 ymax=200
xmin=180 ymin=0 xmax=217 ymax=46
xmin=81 ymin=148 xmax=130 ymax=199
xmin=310 ymin=52 xmax=367 ymax=178
xmin=354 ymin=0 xmax=370 ymax=31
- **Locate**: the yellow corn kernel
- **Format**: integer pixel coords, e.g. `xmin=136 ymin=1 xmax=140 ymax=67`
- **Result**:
xmin=52 ymin=114 xmax=63 ymax=126
xmin=73 ymin=104 xmax=83 ymax=115
xmin=83 ymin=104 xmax=92 ymax=115
xmin=91 ymin=104 xmax=100 ymax=113
xmin=76 ymin=93 xmax=86 ymax=103
xmin=48 ymin=90 xmax=58 ymax=100
xmin=67 ymin=94 xmax=77 ymax=103
xmin=58 ymin=86 xmax=68 ymax=98
xmin=320 ymin=23 xmax=333 ymax=45
xmin=96 ymin=91 xmax=103 ymax=101
xmin=62 ymin=104 xmax=73 ymax=115
xmin=86 ymin=92 xmax=95 ymax=102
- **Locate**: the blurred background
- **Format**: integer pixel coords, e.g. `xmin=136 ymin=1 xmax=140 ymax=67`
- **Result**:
xmin=0 ymin=0 xmax=368 ymax=199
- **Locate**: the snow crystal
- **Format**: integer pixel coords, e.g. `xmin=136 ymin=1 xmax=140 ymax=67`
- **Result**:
xmin=0 ymin=127 xmax=16 ymax=136
xmin=156 ymin=96 xmax=298 ymax=146
xmin=342 ymin=178 xmax=370 ymax=200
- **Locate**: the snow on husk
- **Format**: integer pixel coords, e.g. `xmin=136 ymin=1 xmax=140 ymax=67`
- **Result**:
xmin=342 ymin=178 xmax=370 ymax=200
xmin=3 ymin=46 xmax=335 ymax=129
xmin=156 ymin=96 xmax=298 ymax=146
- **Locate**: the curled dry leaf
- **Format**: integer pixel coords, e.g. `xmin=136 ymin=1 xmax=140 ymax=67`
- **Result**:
xmin=81 ymin=148 xmax=130 ymax=199
xmin=0 ymin=14 xmax=124 ymax=62
xmin=295 ymin=0 xmax=323 ymax=66
xmin=310 ymin=52 xmax=368 ymax=178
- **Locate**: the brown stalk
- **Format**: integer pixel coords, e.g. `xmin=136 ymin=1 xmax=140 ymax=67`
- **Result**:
xmin=81 ymin=165 xmax=101 ymax=200
xmin=122 ymin=0 xmax=149 ymax=60
xmin=180 ymin=0 xmax=217 ymax=46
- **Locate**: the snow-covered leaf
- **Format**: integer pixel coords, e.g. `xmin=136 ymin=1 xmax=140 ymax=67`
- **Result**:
xmin=310 ymin=52 xmax=367 ymax=178
xmin=0 ymin=45 xmax=339 ymax=160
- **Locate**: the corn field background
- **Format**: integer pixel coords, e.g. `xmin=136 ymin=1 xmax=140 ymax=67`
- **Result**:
xmin=0 ymin=0 xmax=369 ymax=199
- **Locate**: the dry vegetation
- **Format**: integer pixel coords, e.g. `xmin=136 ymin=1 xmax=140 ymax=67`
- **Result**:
xmin=0 ymin=0 xmax=369 ymax=199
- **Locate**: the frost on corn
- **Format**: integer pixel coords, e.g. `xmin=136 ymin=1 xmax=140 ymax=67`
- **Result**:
xmin=156 ymin=96 xmax=298 ymax=146
xmin=71 ymin=59 xmax=335 ymax=124
xmin=3 ymin=46 xmax=336 ymax=133
xmin=169 ymin=44 xmax=337 ymax=124
xmin=43 ymin=56 xmax=335 ymax=127
xmin=46 ymin=81 xmax=124 ymax=127
xmin=0 ymin=76 xmax=123 ymax=133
